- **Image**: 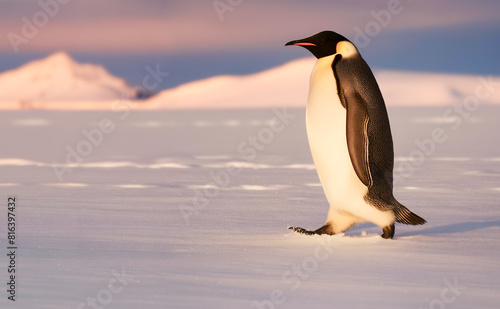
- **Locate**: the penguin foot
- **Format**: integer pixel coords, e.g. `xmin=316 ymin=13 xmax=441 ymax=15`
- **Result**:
xmin=289 ymin=226 xmax=316 ymax=235
xmin=381 ymin=224 xmax=395 ymax=239
xmin=289 ymin=223 xmax=334 ymax=235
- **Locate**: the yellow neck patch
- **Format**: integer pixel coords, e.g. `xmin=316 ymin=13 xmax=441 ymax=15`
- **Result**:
xmin=336 ymin=41 xmax=358 ymax=58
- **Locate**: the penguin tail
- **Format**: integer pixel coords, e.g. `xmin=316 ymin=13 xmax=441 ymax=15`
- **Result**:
xmin=394 ymin=204 xmax=426 ymax=225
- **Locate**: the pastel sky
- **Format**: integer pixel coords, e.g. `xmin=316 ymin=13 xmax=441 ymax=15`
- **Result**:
xmin=0 ymin=0 xmax=499 ymax=90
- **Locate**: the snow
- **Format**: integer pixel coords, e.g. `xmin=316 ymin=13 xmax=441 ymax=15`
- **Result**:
xmin=142 ymin=59 xmax=500 ymax=109
xmin=1 ymin=54 xmax=500 ymax=110
xmin=0 ymin=106 xmax=499 ymax=308
xmin=0 ymin=52 xmax=137 ymax=106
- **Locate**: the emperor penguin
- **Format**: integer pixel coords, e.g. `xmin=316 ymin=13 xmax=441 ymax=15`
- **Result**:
xmin=286 ymin=31 xmax=426 ymax=239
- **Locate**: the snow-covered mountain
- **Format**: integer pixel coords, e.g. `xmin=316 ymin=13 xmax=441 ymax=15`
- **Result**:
xmin=148 ymin=58 xmax=315 ymax=109
xmin=0 ymin=52 xmax=138 ymax=106
xmin=1 ymin=54 xmax=499 ymax=110
xmin=147 ymin=58 xmax=315 ymax=109
xmin=147 ymin=57 xmax=500 ymax=109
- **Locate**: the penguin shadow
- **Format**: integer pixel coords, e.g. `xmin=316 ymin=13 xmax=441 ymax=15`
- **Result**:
xmin=343 ymin=220 xmax=500 ymax=238
xmin=397 ymin=220 xmax=500 ymax=237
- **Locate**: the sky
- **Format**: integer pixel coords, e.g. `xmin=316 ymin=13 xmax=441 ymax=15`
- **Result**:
xmin=0 ymin=0 xmax=499 ymax=91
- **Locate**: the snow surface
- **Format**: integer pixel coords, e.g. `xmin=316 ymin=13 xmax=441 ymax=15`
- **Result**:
xmin=0 ymin=106 xmax=499 ymax=308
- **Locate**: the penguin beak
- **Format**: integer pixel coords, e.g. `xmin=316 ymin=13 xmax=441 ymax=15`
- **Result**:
xmin=285 ymin=40 xmax=317 ymax=47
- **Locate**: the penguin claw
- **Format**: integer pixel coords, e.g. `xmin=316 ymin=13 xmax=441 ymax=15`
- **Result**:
xmin=289 ymin=226 xmax=316 ymax=235
xmin=290 ymin=223 xmax=336 ymax=236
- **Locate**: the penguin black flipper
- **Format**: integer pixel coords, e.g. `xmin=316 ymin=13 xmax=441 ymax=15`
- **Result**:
xmin=332 ymin=54 xmax=380 ymax=189
xmin=344 ymin=91 xmax=371 ymax=187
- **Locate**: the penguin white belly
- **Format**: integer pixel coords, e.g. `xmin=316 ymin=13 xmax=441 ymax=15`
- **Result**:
xmin=306 ymin=55 xmax=392 ymax=228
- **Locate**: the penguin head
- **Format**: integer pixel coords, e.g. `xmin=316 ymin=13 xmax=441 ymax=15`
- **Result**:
xmin=285 ymin=31 xmax=355 ymax=59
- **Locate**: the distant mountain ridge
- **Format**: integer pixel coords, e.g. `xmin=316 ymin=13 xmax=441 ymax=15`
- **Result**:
xmin=0 ymin=53 xmax=499 ymax=110
xmin=0 ymin=52 xmax=138 ymax=104
xmin=147 ymin=58 xmax=500 ymax=109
